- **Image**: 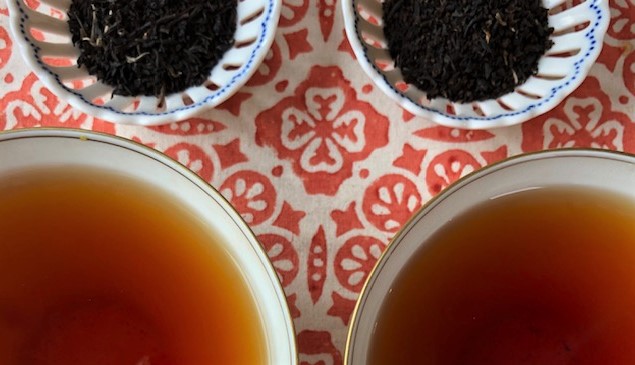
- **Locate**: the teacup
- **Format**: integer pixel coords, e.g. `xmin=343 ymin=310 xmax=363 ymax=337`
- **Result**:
xmin=347 ymin=149 xmax=635 ymax=364
xmin=0 ymin=128 xmax=297 ymax=364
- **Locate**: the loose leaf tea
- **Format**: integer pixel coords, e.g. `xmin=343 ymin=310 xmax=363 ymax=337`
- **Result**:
xmin=68 ymin=0 xmax=237 ymax=97
xmin=383 ymin=0 xmax=553 ymax=102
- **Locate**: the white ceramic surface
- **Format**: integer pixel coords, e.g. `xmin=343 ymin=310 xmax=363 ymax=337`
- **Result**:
xmin=342 ymin=0 xmax=610 ymax=129
xmin=7 ymin=0 xmax=281 ymax=125
xmin=0 ymin=128 xmax=298 ymax=365
xmin=346 ymin=149 xmax=635 ymax=364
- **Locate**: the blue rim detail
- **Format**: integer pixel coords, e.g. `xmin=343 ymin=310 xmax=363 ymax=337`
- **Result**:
xmin=15 ymin=0 xmax=275 ymax=116
xmin=352 ymin=0 xmax=608 ymax=122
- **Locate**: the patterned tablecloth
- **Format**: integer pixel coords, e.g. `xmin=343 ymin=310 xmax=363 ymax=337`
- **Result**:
xmin=0 ymin=0 xmax=633 ymax=363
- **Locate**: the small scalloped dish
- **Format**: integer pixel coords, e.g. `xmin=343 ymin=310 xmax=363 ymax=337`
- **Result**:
xmin=342 ymin=0 xmax=610 ymax=129
xmin=7 ymin=0 xmax=281 ymax=125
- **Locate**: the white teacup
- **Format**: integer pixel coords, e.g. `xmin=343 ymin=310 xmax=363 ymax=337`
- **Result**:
xmin=0 ymin=128 xmax=297 ymax=365
xmin=346 ymin=149 xmax=635 ymax=364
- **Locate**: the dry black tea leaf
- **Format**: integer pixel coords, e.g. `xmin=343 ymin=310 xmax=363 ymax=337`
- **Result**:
xmin=68 ymin=0 xmax=237 ymax=97
xmin=382 ymin=0 xmax=553 ymax=103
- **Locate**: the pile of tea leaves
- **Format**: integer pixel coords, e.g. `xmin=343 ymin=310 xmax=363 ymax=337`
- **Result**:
xmin=382 ymin=0 xmax=553 ymax=102
xmin=68 ymin=0 xmax=237 ymax=97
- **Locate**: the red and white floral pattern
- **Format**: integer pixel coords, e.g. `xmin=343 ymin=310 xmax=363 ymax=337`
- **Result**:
xmin=256 ymin=65 xmax=389 ymax=195
xmin=0 ymin=0 xmax=633 ymax=361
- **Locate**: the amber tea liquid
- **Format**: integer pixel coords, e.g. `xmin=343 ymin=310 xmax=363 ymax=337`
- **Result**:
xmin=370 ymin=187 xmax=635 ymax=364
xmin=0 ymin=168 xmax=266 ymax=365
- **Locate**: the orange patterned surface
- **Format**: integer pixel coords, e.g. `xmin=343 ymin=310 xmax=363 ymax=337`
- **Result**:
xmin=1 ymin=0 xmax=633 ymax=362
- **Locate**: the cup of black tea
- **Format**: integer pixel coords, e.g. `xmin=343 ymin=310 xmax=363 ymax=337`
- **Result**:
xmin=346 ymin=149 xmax=635 ymax=364
xmin=0 ymin=129 xmax=297 ymax=365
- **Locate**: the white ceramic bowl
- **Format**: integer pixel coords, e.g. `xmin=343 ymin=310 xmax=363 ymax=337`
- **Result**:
xmin=7 ymin=0 xmax=281 ymax=125
xmin=0 ymin=128 xmax=297 ymax=364
xmin=342 ymin=0 xmax=610 ymax=129
xmin=346 ymin=149 xmax=635 ymax=363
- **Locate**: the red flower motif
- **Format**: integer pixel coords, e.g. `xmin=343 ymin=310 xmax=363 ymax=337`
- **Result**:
xmin=362 ymin=174 xmax=422 ymax=232
xmin=426 ymin=150 xmax=482 ymax=196
xmin=255 ymin=66 xmax=389 ymax=195
xmin=164 ymin=143 xmax=214 ymax=182
xmin=335 ymin=235 xmax=386 ymax=293
xmin=220 ymin=171 xmax=277 ymax=225
xmin=257 ymin=233 xmax=299 ymax=287
xmin=0 ymin=74 xmax=114 ymax=133
xmin=607 ymin=0 xmax=634 ymax=40
xmin=522 ymin=77 xmax=634 ymax=151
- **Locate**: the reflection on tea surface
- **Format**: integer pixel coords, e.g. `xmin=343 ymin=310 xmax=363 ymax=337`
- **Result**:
xmin=371 ymin=187 xmax=635 ymax=365
xmin=0 ymin=168 xmax=266 ymax=365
